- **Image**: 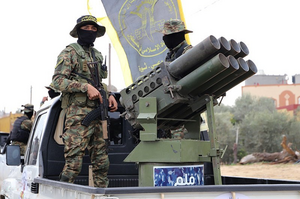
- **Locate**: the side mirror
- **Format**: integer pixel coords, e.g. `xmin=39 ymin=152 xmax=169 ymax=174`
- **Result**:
xmin=0 ymin=143 xmax=7 ymax=154
xmin=6 ymin=145 xmax=21 ymax=166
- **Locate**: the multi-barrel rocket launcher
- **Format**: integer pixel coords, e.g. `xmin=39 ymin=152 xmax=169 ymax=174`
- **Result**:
xmin=119 ymin=35 xmax=257 ymax=187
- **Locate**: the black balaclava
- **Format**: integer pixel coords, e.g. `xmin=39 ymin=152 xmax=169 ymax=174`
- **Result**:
xmin=77 ymin=28 xmax=97 ymax=47
xmin=48 ymin=89 xmax=60 ymax=99
xmin=25 ymin=111 xmax=34 ymax=120
xmin=163 ymin=31 xmax=186 ymax=49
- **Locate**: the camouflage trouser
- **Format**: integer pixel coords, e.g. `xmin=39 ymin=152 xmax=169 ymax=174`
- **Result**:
xmin=60 ymin=105 xmax=109 ymax=188
xmin=171 ymin=126 xmax=188 ymax=139
xmin=11 ymin=141 xmax=27 ymax=155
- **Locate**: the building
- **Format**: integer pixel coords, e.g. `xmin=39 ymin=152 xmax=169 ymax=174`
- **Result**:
xmin=242 ymin=73 xmax=300 ymax=115
xmin=0 ymin=112 xmax=23 ymax=133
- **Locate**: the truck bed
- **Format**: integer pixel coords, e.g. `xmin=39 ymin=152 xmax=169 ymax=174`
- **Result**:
xmin=34 ymin=177 xmax=300 ymax=199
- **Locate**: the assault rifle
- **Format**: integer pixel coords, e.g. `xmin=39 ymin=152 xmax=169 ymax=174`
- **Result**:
xmin=81 ymin=50 xmax=110 ymax=144
xmin=81 ymin=88 xmax=110 ymax=142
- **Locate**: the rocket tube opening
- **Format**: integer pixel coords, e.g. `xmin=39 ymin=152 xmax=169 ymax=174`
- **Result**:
xmin=229 ymin=39 xmax=241 ymax=54
xmin=219 ymin=37 xmax=231 ymax=51
xmin=218 ymin=53 xmax=230 ymax=68
xmin=210 ymin=35 xmax=221 ymax=49
xmin=240 ymin=41 xmax=249 ymax=55
xmin=227 ymin=55 xmax=239 ymax=70
xmin=246 ymin=60 xmax=258 ymax=73
xmin=237 ymin=57 xmax=249 ymax=72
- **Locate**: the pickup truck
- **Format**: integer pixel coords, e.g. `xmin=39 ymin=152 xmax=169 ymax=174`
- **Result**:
xmin=1 ymin=94 xmax=300 ymax=199
xmin=2 ymin=34 xmax=300 ymax=197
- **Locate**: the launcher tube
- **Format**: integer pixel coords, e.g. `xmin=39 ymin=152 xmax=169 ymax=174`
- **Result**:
xmin=190 ymin=55 xmax=239 ymax=96
xmin=168 ymin=35 xmax=221 ymax=79
xmin=234 ymin=41 xmax=249 ymax=58
xmin=175 ymin=53 xmax=229 ymax=96
xmin=218 ymin=37 xmax=231 ymax=54
xmin=202 ymin=57 xmax=249 ymax=95
xmin=215 ymin=59 xmax=257 ymax=98
xmin=224 ymin=39 xmax=241 ymax=57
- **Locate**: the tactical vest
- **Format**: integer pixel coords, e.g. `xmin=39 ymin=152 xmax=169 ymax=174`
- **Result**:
xmin=61 ymin=43 xmax=107 ymax=108
xmin=165 ymin=41 xmax=192 ymax=62
xmin=10 ymin=116 xmax=30 ymax=144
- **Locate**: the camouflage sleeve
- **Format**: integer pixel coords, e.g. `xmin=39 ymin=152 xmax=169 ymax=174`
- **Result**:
xmin=21 ymin=119 xmax=33 ymax=132
xmin=51 ymin=46 xmax=88 ymax=93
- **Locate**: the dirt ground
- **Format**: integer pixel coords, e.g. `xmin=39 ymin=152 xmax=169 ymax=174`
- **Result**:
xmin=220 ymin=162 xmax=300 ymax=181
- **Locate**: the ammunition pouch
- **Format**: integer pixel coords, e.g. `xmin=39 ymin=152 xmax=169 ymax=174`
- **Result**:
xmin=60 ymin=44 xmax=107 ymax=109
xmin=69 ymin=43 xmax=107 ymax=80
xmin=72 ymin=92 xmax=87 ymax=107
xmin=61 ymin=92 xmax=98 ymax=108
xmin=61 ymin=93 xmax=70 ymax=109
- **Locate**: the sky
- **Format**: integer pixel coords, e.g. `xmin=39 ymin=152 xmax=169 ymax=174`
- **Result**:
xmin=0 ymin=0 xmax=299 ymax=113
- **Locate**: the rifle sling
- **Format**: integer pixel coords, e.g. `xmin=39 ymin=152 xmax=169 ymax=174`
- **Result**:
xmin=91 ymin=49 xmax=101 ymax=89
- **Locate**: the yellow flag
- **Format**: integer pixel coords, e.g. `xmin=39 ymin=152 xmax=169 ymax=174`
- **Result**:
xmin=89 ymin=0 xmax=187 ymax=85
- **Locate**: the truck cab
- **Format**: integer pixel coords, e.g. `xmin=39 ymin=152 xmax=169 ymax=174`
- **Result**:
xmin=1 ymin=93 xmax=139 ymax=197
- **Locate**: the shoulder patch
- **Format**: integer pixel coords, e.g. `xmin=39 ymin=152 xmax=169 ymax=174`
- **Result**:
xmin=55 ymin=59 xmax=64 ymax=68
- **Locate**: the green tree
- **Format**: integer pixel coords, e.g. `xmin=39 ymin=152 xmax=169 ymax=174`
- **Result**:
xmin=239 ymin=111 xmax=290 ymax=153
xmin=215 ymin=111 xmax=235 ymax=163
xmin=233 ymin=94 xmax=276 ymax=123
xmin=214 ymin=104 xmax=233 ymax=114
xmin=286 ymin=115 xmax=300 ymax=150
xmin=214 ymin=93 xmax=296 ymax=163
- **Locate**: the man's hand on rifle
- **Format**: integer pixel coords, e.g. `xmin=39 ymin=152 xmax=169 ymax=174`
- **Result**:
xmin=87 ymin=84 xmax=103 ymax=103
xmin=108 ymin=95 xmax=118 ymax=112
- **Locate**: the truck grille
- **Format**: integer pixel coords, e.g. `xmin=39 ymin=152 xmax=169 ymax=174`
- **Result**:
xmin=31 ymin=182 xmax=39 ymax=194
xmin=109 ymin=178 xmax=138 ymax=187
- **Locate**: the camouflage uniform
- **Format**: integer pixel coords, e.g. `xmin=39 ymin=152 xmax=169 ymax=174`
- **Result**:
xmin=9 ymin=104 xmax=34 ymax=155
xmin=52 ymin=15 xmax=109 ymax=187
xmin=161 ymin=19 xmax=193 ymax=138
xmin=161 ymin=19 xmax=193 ymax=62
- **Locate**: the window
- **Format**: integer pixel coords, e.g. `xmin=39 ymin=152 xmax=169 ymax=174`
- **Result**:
xmin=109 ymin=111 xmax=123 ymax=145
xmin=27 ymin=113 xmax=47 ymax=165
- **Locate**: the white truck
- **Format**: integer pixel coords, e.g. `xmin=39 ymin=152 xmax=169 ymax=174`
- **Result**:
xmin=2 ymin=34 xmax=300 ymax=197
xmin=1 ymin=94 xmax=300 ymax=199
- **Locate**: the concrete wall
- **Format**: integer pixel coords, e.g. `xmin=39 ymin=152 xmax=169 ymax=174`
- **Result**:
xmin=242 ymin=84 xmax=300 ymax=108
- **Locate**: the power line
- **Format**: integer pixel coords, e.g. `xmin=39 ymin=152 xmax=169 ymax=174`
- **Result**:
xmin=191 ymin=0 xmax=222 ymax=16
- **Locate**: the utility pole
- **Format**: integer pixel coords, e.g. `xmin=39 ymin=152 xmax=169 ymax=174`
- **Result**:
xmin=233 ymin=126 xmax=239 ymax=164
xmin=30 ymin=86 xmax=32 ymax=104
xmin=108 ymin=43 xmax=111 ymax=89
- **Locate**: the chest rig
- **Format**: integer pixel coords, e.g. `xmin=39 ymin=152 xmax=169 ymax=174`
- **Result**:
xmin=69 ymin=43 xmax=107 ymax=81
xmin=165 ymin=41 xmax=192 ymax=62
xmin=61 ymin=43 xmax=107 ymax=108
